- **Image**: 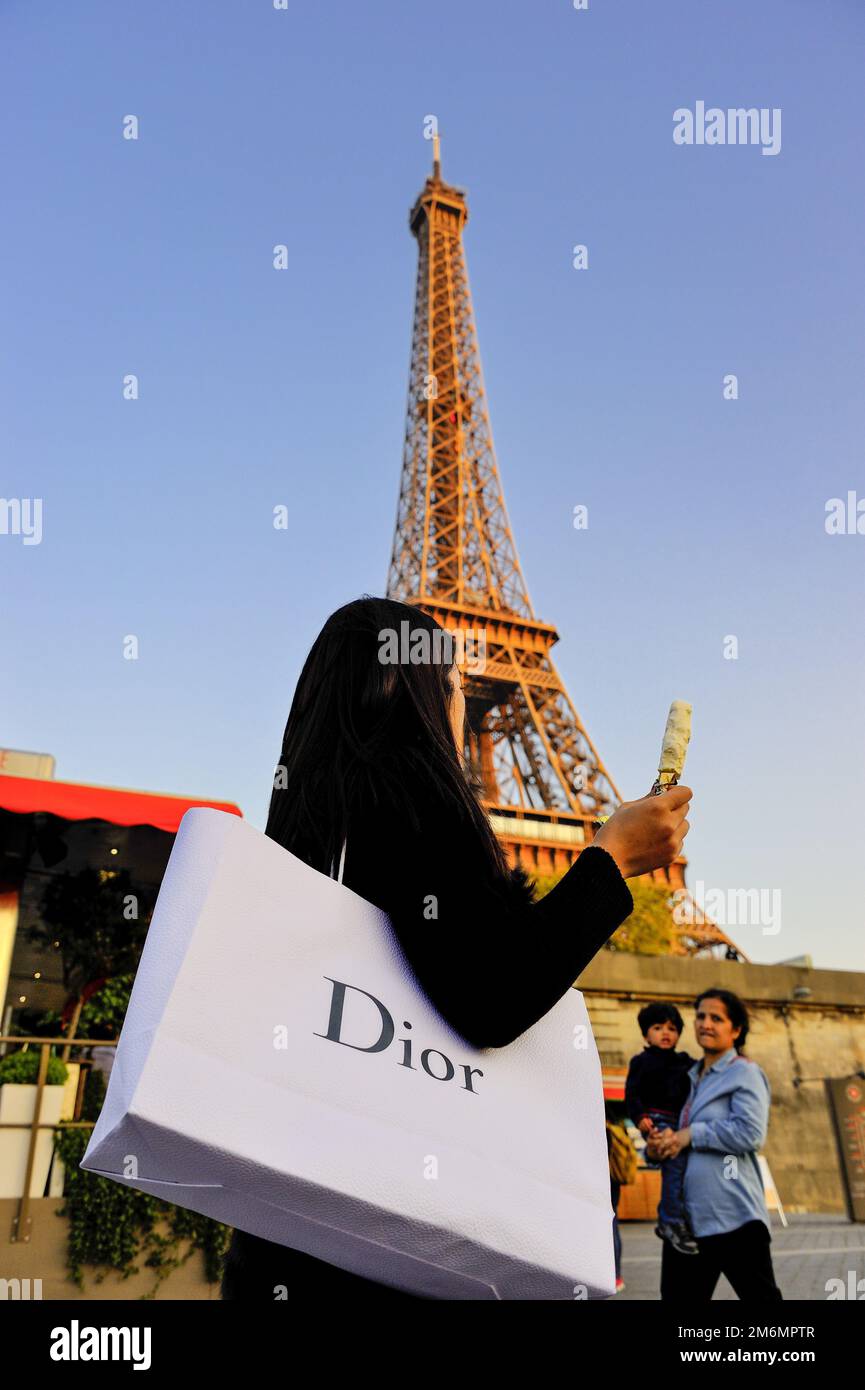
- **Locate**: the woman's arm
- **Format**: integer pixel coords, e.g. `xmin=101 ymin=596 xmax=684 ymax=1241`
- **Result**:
xmin=352 ymin=799 xmax=634 ymax=1049
xmin=687 ymin=1072 xmax=769 ymax=1156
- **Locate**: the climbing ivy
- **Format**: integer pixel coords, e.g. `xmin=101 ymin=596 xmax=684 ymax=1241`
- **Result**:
xmin=53 ymin=1068 xmax=230 ymax=1297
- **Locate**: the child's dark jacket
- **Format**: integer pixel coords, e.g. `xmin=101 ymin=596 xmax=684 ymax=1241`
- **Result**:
xmin=625 ymin=1044 xmax=697 ymax=1125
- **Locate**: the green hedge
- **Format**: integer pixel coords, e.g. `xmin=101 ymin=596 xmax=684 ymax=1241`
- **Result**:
xmin=0 ymin=1050 xmax=69 ymax=1086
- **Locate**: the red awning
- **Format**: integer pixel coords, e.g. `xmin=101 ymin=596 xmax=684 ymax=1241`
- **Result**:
xmin=0 ymin=775 xmax=242 ymax=835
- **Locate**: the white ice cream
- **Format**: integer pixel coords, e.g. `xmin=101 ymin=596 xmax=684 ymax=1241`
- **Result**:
xmin=657 ymin=700 xmax=692 ymax=784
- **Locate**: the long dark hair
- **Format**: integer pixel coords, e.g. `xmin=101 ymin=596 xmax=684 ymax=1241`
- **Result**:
xmin=694 ymin=988 xmax=750 ymax=1053
xmin=265 ymin=596 xmax=512 ymax=886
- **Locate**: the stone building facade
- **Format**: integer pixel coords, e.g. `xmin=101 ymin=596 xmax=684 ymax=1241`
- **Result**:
xmin=577 ymin=952 xmax=865 ymax=1216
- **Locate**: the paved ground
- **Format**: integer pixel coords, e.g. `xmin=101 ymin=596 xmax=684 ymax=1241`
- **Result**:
xmin=615 ymin=1215 xmax=865 ymax=1300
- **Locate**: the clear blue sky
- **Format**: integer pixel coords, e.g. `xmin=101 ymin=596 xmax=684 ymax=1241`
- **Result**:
xmin=3 ymin=1 xmax=863 ymax=970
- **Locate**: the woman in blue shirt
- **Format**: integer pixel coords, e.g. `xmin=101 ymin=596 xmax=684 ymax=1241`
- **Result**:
xmin=648 ymin=988 xmax=782 ymax=1301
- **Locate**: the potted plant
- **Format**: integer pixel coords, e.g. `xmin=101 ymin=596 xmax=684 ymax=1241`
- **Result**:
xmin=0 ymin=1049 xmax=69 ymax=1199
xmin=41 ymin=974 xmax=136 ymax=1195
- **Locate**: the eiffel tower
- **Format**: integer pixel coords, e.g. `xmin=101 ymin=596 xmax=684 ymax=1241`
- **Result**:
xmin=386 ymin=140 xmax=741 ymax=958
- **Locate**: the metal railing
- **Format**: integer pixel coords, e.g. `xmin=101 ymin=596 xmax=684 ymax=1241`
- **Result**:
xmin=0 ymin=1034 xmax=117 ymax=1244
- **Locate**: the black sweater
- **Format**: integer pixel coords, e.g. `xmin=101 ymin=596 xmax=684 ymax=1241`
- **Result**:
xmin=624 ymin=1045 xmax=696 ymax=1125
xmin=220 ymin=783 xmax=634 ymax=1301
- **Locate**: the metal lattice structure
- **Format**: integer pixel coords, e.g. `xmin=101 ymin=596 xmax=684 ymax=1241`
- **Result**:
xmin=386 ymin=143 xmax=743 ymax=958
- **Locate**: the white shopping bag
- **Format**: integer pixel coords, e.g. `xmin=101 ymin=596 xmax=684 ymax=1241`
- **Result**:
xmin=81 ymin=808 xmax=614 ymax=1300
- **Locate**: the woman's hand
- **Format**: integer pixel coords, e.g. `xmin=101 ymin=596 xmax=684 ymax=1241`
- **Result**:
xmin=593 ymin=785 xmax=692 ymax=880
xmin=653 ymin=1127 xmax=691 ymax=1159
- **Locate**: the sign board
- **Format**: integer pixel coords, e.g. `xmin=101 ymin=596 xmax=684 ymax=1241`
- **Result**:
xmin=827 ymin=1075 xmax=865 ymax=1222
xmin=0 ymin=749 xmax=55 ymax=780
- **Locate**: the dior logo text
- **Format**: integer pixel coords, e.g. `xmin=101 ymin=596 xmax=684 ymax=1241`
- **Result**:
xmin=314 ymin=977 xmax=484 ymax=1093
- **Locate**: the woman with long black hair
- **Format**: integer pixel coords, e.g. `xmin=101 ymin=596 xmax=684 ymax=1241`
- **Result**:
xmin=220 ymin=596 xmax=692 ymax=1300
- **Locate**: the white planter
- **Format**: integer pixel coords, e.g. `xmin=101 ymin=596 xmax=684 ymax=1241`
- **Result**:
xmin=46 ymin=1064 xmax=82 ymax=1197
xmin=47 ymin=1149 xmax=66 ymax=1198
xmin=59 ymin=1062 xmax=80 ymax=1121
xmin=0 ymin=1083 xmax=65 ymax=1199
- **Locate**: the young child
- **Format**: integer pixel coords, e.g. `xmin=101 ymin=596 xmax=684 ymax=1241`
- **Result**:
xmin=625 ymin=1003 xmax=698 ymax=1256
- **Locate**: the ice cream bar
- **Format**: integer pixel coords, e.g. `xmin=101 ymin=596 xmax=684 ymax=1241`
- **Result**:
xmin=656 ymin=700 xmax=692 ymax=786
